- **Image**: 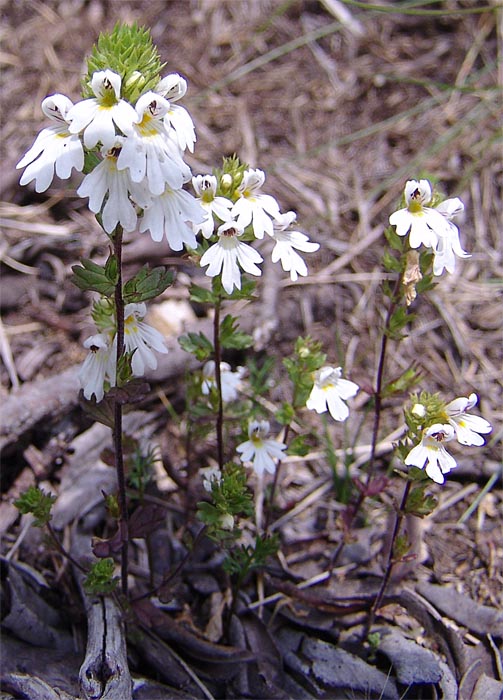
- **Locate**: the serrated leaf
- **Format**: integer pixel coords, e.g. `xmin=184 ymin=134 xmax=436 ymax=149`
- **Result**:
xmin=382 ymin=250 xmax=402 ymax=273
xmin=71 ymin=258 xmax=117 ymax=296
xmin=79 ymin=391 xmax=115 ymax=428
xmin=123 ymin=266 xmax=174 ymax=303
xmin=220 ymin=314 xmax=253 ymax=350
xmin=178 ymin=331 xmax=213 ymax=361
xmin=189 ymin=284 xmax=218 ymax=305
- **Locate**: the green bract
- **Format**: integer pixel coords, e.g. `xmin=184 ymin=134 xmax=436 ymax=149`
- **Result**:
xmin=83 ymin=23 xmax=165 ymax=104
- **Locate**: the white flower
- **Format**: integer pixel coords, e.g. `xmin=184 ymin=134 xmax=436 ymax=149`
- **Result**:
xmin=77 ymin=141 xmax=151 ymax=234
xmin=157 ymin=74 xmax=196 ymax=153
xmin=201 ymin=361 xmax=245 ymax=402
xmin=432 ymin=198 xmax=470 ymax=275
xmin=192 ymin=175 xmax=233 ymax=238
xmin=124 ymin=303 xmax=168 ymax=376
xmin=231 ymin=169 xmax=281 ymax=239
xmin=389 ymin=180 xmax=452 ymax=250
xmin=411 ymin=403 xmax=427 ymax=418
xmin=200 ymin=465 xmax=222 ymax=492
xmin=67 ymin=70 xmax=138 ymax=149
xmin=306 ymin=366 xmax=359 ymax=422
xmin=445 ymin=393 xmax=492 ymax=446
xmin=117 ymin=91 xmax=191 ymax=195
xmin=199 ymin=221 xmax=263 ymax=294
xmin=139 ymin=185 xmax=205 ymax=250
xmin=219 ymin=513 xmax=235 ymax=531
xmin=271 ymin=211 xmax=319 ymax=281
xmin=78 ymin=332 xmax=116 ymax=402
xmin=16 ymin=94 xmax=84 ymax=192
xmin=404 ymin=423 xmax=457 ymax=484
xmin=236 ymin=420 xmax=287 ymax=476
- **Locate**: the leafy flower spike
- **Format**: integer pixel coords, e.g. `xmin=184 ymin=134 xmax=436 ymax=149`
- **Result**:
xmin=306 ymin=366 xmax=359 ymax=422
xmin=231 ymin=168 xmax=281 ymax=239
xmin=445 ymin=393 xmax=492 ymax=446
xmin=236 ymin=420 xmax=287 ymax=476
xmin=389 ymin=179 xmax=452 ymax=250
xmin=404 ymin=423 xmax=456 ymax=484
xmin=67 ymin=69 xmax=139 ymax=149
xmin=16 ymin=94 xmax=84 ymax=193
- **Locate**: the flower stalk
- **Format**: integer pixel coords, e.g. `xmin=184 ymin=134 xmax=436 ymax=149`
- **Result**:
xmin=112 ymin=224 xmax=129 ymax=597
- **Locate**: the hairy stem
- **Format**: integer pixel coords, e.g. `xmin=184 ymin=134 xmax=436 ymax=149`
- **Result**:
xmin=113 ymin=225 xmax=129 ymax=597
xmin=213 ymin=298 xmax=225 ymax=470
xmin=363 ymin=479 xmax=412 ymax=638
xmin=331 ymin=275 xmax=403 ymax=569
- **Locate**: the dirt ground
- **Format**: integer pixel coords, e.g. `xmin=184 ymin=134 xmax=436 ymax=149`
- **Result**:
xmin=0 ymin=1 xmax=502 ymax=699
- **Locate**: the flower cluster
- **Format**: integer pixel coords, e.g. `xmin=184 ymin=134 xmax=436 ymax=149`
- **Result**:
xmin=78 ymin=302 xmax=167 ymax=402
xmin=389 ymin=179 xmax=470 ymax=276
xmin=405 ymin=393 xmax=492 ymax=484
xmin=193 ymin=168 xmax=320 ymax=294
xmin=17 ymin=68 xmax=205 ymax=245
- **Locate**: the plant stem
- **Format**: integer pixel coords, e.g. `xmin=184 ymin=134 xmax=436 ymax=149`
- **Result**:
xmin=331 ymin=275 xmax=402 ymax=569
xmin=46 ymin=522 xmax=87 ymax=573
xmin=213 ymin=298 xmax=225 ymax=470
xmin=363 ymin=479 xmax=411 ymax=638
xmin=113 ymin=225 xmax=129 ymax=597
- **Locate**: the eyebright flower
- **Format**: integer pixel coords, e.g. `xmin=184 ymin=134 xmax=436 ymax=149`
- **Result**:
xmin=200 ymin=465 xmax=222 ymax=493
xmin=139 ymin=185 xmax=204 ymax=250
xmin=201 ymin=361 xmax=245 ymax=402
xmin=306 ymin=366 xmax=359 ymax=422
xmin=78 ymin=332 xmax=116 ymax=402
xmin=432 ymin=198 xmax=470 ymax=275
xmin=124 ymin=303 xmax=168 ymax=376
xmin=231 ymin=169 xmax=281 ymax=239
xmin=199 ymin=221 xmax=263 ymax=294
xmin=271 ymin=211 xmax=319 ymax=281
xmin=236 ymin=420 xmax=287 ymax=476
xmin=16 ymin=94 xmax=84 ymax=193
xmin=67 ymin=70 xmax=138 ymax=149
xmin=117 ymin=91 xmax=191 ymax=195
xmin=192 ymin=175 xmax=233 ymax=238
xmin=404 ymin=423 xmax=457 ymax=484
xmin=389 ymin=180 xmax=452 ymax=250
xmin=445 ymin=393 xmax=492 ymax=446
xmin=156 ymin=74 xmax=196 ymax=153
xmin=77 ymin=140 xmax=151 ymax=234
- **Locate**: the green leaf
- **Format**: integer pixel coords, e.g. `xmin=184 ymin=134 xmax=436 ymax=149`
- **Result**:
xmin=287 ymin=434 xmax=311 ymax=457
xmin=384 ymin=225 xmax=405 ymax=252
xmin=71 ymin=256 xmax=118 ymax=296
xmin=276 ymin=401 xmax=295 ymax=425
xmin=14 ymin=486 xmax=56 ymax=527
xmin=405 ymin=484 xmax=438 ymax=517
xmin=382 ymin=250 xmax=402 ymax=273
xmin=123 ymin=266 xmax=174 ymax=303
xmin=382 ymin=366 xmax=422 ymax=397
xmin=83 ymin=558 xmax=119 ymax=595
xmin=189 ymin=283 xmax=218 ymax=305
xmin=220 ymin=315 xmax=253 ymax=350
xmin=178 ymin=331 xmax=213 ymax=361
